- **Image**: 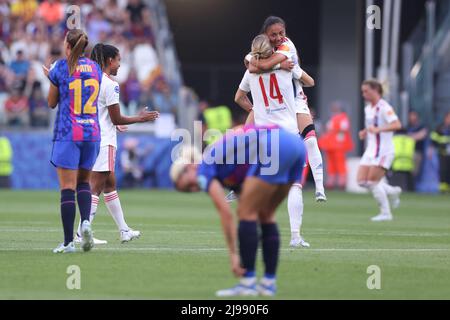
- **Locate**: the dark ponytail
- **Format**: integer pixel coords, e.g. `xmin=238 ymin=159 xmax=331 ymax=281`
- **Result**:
xmin=260 ymin=16 xmax=286 ymax=34
xmin=66 ymin=29 xmax=89 ymax=75
xmin=90 ymin=43 xmax=119 ymax=71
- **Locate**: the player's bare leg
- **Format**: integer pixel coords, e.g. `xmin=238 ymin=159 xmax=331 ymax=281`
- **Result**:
xmin=297 ymin=114 xmax=326 ymax=202
xmin=104 ymin=173 xmax=141 ymax=243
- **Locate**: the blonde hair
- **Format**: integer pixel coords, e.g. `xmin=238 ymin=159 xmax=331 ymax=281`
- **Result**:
xmin=169 ymin=145 xmax=202 ymax=183
xmin=66 ymin=29 xmax=89 ymax=75
xmin=251 ymin=34 xmax=273 ymax=60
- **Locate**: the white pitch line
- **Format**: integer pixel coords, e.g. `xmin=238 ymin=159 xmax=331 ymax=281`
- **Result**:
xmin=1 ymin=247 xmax=450 ymax=253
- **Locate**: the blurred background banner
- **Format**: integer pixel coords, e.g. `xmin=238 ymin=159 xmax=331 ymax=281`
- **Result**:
xmin=0 ymin=0 xmax=449 ymax=193
xmin=3 ymin=131 xmax=176 ymax=189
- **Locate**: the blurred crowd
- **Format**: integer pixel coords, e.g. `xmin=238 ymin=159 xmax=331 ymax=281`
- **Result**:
xmin=0 ymin=0 xmax=179 ymax=129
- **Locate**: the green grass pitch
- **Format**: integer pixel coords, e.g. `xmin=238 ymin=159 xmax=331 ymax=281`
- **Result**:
xmin=0 ymin=190 xmax=449 ymax=300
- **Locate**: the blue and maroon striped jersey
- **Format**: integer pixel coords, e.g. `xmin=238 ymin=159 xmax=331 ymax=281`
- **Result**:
xmin=48 ymin=57 xmax=102 ymax=142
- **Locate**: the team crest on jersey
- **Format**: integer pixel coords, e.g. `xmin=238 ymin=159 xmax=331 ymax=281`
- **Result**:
xmin=114 ymin=86 xmax=120 ymax=93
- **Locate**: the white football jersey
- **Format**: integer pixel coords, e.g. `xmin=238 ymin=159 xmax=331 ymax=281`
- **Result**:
xmin=364 ymin=99 xmax=399 ymax=156
xmin=239 ymin=69 xmax=298 ymax=134
xmin=275 ymin=37 xmax=308 ymax=107
xmin=98 ymin=73 xmax=120 ymax=148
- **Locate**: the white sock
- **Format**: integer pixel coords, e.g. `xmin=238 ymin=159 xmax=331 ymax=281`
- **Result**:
xmin=104 ymin=191 xmax=129 ymax=231
xmin=380 ymin=178 xmax=398 ymax=196
xmin=368 ymin=181 xmax=391 ymax=215
xmin=288 ymin=184 xmax=304 ymax=239
xmin=304 ymin=137 xmax=325 ymax=194
xmin=77 ymin=195 xmax=99 ymax=236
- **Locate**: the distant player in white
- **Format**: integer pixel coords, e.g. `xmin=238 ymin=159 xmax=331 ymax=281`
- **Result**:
xmin=245 ymin=16 xmax=326 ymax=204
xmin=75 ymin=43 xmax=159 ymax=243
xmin=358 ymin=80 xmax=402 ymax=222
xmin=235 ymin=34 xmax=313 ymax=248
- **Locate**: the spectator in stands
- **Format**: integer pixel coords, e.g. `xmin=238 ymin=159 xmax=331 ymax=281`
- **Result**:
xmin=126 ymin=0 xmax=147 ymax=24
xmin=104 ymin=0 xmax=126 ymax=23
xmin=319 ymin=101 xmax=354 ymax=190
xmin=38 ymin=0 xmax=64 ymax=30
xmin=120 ymin=138 xmax=144 ymax=188
xmin=87 ymin=8 xmax=111 ymax=44
xmin=9 ymin=50 xmax=30 ymax=83
xmin=406 ymin=110 xmax=428 ymax=182
xmin=4 ymin=87 xmax=29 ymax=127
xmin=431 ymin=112 xmax=450 ymax=193
xmin=10 ymin=0 xmax=38 ymax=23
xmin=151 ymin=77 xmax=176 ymax=114
xmin=29 ymin=85 xmax=49 ymax=127
xmin=123 ymin=68 xmax=141 ymax=110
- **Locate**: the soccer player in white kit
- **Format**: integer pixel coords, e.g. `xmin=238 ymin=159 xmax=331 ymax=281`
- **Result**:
xmin=357 ymin=80 xmax=402 ymax=222
xmin=235 ymin=34 xmax=313 ymax=248
xmin=75 ymin=43 xmax=159 ymax=243
xmin=246 ymin=16 xmax=326 ymax=204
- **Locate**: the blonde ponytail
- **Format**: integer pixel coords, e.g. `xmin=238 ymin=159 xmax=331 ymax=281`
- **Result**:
xmin=66 ymin=29 xmax=89 ymax=75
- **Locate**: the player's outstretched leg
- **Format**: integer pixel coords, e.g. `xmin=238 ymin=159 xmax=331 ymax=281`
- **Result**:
xmin=299 ymin=121 xmax=326 ymax=202
xmin=380 ymin=178 xmax=402 ymax=209
xmin=287 ymin=184 xmax=310 ymax=248
xmin=104 ymin=191 xmax=141 ymax=243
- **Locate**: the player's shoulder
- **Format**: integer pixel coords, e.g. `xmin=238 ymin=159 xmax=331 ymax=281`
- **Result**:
xmin=280 ymin=37 xmax=296 ymax=50
xmin=49 ymin=59 xmax=67 ymax=72
xmin=379 ymin=99 xmax=394 ymax=111
xmin=102 ymin=73 xmax=119 ymax=87
xmin=102 ymin=74 xmax=120 ymax=97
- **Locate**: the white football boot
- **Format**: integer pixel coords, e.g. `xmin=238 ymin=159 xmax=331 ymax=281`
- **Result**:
xmin=120 ymin=229 xmax=141 ymax=243
xmin=53 ymin=242 xmax=76 ymax=254
xmin=74 ymin=234 xmax=108 ymax=245
xmin=371 ymin=213 xmax=393 ymax=222
xmin=289 ymin=237 xmax=311 ymax=248
xmin=315 ymin=191 xmax=327 ymax=203
xmin=81 ymin=220 xmax=94 ymax=252
xmin=216 ymin=278 xmax=258 ymax=297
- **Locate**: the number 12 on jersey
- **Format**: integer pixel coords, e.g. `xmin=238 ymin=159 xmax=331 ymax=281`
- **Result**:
xmin=258 ymin=73 xmax=284 ymax=108
xmin=69 ymin=79 xmax=99 ymax=115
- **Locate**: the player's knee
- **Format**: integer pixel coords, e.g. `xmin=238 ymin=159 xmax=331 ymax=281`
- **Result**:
xmin=300 ymin=124 xmax=316 ymax=140
xmin=365 ymin=181 xmax=379 ymax=191
xmin=358 ymin=181 xmax=369 ymax=189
